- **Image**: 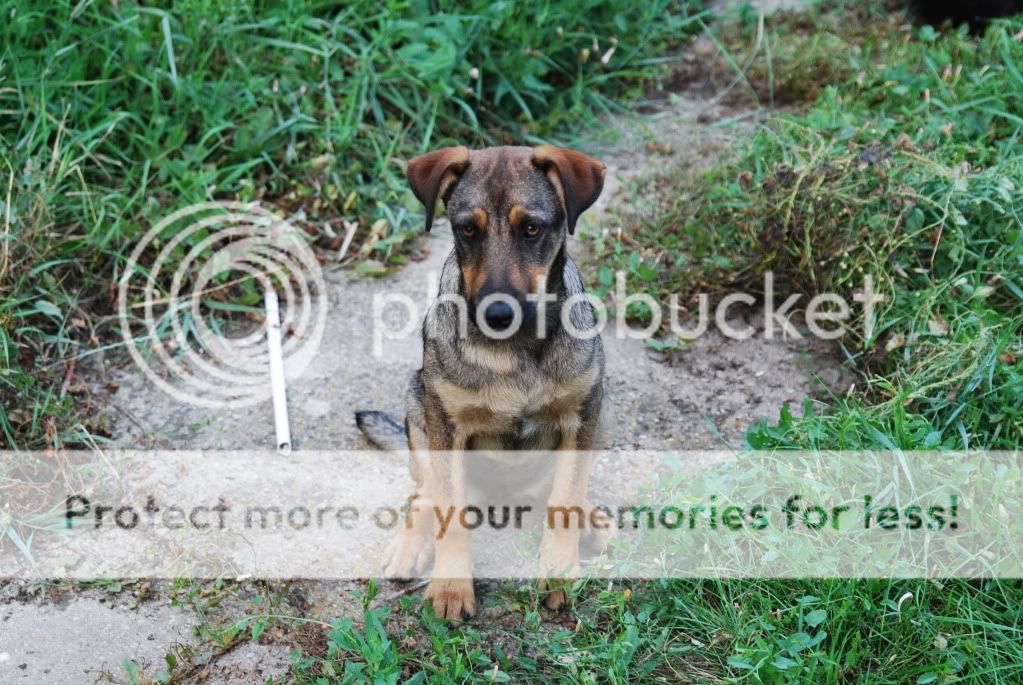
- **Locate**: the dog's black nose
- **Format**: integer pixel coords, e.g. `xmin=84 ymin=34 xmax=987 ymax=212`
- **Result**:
xmin=483 ymin=301 xmax=516 ymax=331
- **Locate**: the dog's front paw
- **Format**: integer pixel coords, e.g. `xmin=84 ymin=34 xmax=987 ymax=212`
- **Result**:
xmin=537 ymin=530 xmax=582 ymax=611
xmin=425 ymin=578 xmax=476 ymax=621
xmin=537 ymin=578 xmax=577 ymax=611
xmin=382 ymin=530 xmax=434 ymax=579
xmin=536 ymin=563 xmax=580 ymax=612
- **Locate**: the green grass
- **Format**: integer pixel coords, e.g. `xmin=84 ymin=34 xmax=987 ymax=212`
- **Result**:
xmin=0 ymin=0 xmax=705 ymax=449
xmin=113 ymin=574 xmax=1023 ymax=684
xmin=244 ymin=577 xmax=1021 ymax=684
xmin=594 ymin=7 xmax=1023 ymax=450
xmin=122 ymin=576 xmax=1023 ymax=684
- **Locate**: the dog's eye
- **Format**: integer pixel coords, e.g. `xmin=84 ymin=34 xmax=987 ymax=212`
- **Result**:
xmin=460 ymin=225 xmax=476 ymax=239
xmin=525 ymin=223 xmax=542 ymax=238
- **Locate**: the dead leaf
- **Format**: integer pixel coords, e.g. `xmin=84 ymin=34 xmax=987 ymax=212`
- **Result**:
xmin=886 ymin=333 xmax=906 ymax=352
xmin=928 ymin=316 xmax=949 ymax=337
xmin=644 ymin=142 xmax=673 ymax=155
xmin=894 ymin=133 xmax=916 ymax=151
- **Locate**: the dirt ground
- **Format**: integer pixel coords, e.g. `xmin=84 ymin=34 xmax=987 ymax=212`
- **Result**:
xmin=0 ymin=1 xmax=841 ymax=682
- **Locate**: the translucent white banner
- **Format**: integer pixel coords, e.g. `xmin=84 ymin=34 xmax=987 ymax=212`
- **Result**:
xmin=1 ymin=450 xmax=1020 ymax=579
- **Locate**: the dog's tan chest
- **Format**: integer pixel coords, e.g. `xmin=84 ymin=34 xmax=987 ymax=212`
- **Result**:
xmin=433 ymin=364 xmax=597 ymax=438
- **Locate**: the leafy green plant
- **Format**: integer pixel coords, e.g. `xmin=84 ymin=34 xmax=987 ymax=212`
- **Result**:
xmin=324 ymin=609 xmax=402 ymax=683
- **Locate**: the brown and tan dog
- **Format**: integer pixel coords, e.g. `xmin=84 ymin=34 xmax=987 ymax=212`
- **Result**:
xmin=356 ymin=144 xmax=608 ymax=619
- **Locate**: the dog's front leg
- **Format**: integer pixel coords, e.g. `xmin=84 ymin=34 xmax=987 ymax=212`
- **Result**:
xmin=423 ymin=430 xmax=476 ymax=621
xmin=382 ymin=432 xmax=435 ymax=578
xmin=538 ymin=423 xmax=593 ymax=611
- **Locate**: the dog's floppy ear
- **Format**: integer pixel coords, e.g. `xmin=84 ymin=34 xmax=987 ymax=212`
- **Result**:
xmin=406 ymin=146 xmax=470 ymax=232
xmin=532 ymin=145 xmax=606 ymax=234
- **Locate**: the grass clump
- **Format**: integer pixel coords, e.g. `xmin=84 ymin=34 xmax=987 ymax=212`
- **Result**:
xmin=271 ymin=578 xmax=1023 ymax=684
xmin=0 ymin=0 xmax=705 ymax=448
xmin=670 ymin=0 xmax=900 ymax=108
xmin=598 ymin=12 xmax=1023 ymax=449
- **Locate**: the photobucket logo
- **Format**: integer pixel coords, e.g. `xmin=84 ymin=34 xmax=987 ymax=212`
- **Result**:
xmin=117 ymin=202 xmax=327 ymax=408
xmin=371 ymin=270 xmax=885 ymax=355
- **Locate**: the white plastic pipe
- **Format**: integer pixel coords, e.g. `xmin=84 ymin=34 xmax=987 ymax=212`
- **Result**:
xmin=264 ymin=289 xmax=292 ymax=454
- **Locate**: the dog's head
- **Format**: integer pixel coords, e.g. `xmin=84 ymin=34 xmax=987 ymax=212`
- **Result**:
xmin=406 ymin=145 xmax=605 ymax=334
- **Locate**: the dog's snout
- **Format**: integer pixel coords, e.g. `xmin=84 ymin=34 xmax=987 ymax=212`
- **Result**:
xmin=483 ymin=300 xmax=516 ymax=330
